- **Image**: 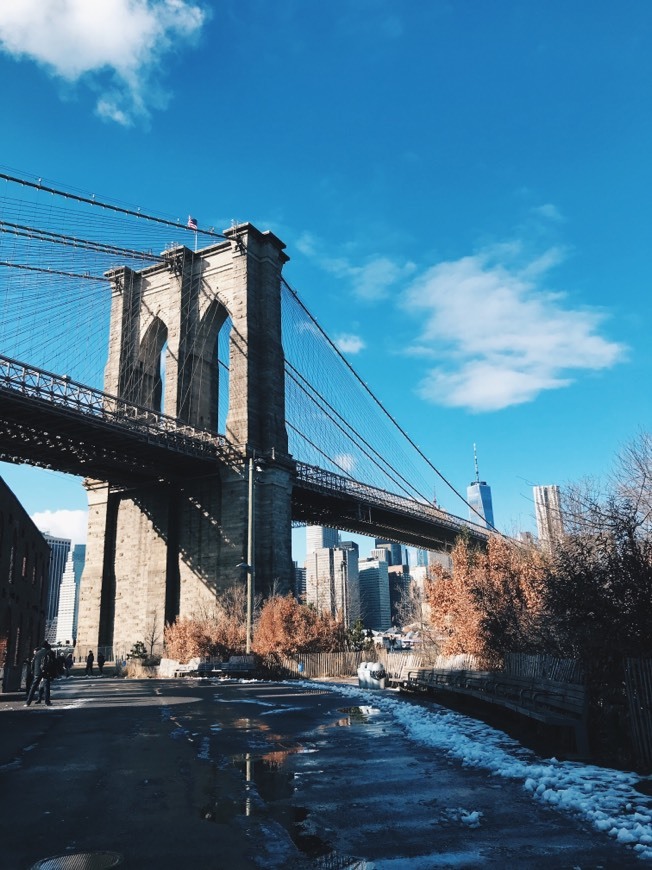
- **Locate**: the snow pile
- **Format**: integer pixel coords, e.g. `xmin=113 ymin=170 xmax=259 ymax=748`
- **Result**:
xmin=314 ymin=681 xmax=652 ymax=861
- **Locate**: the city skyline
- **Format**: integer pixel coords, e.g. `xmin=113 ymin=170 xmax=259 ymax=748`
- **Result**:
xmin=1 ymin=2 xmax=650 ymax=550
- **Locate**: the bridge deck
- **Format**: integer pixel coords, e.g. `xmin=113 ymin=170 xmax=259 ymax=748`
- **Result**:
xmin=0 ymin=355 xmax=489 ymax=549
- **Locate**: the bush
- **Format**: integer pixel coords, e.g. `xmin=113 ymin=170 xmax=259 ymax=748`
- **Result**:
xmin=425 ymin=534 xmax=550 ymax=668
xmin=164 ymin=586 xmax=248 ymax=663
xmin=252 ymin=594 xmax=344 ymax=656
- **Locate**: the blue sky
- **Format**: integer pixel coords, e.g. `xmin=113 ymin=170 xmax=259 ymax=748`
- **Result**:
xmin=0 ymin=1 xmax=650 ymax=558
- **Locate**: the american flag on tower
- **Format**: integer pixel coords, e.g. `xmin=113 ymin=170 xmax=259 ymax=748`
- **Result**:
xmin=187 ymin=215 xmax=198 ymax=230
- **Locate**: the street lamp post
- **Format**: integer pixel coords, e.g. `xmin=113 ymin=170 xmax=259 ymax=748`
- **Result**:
xmin=245 ymin=455 xmax=255 ymax=654
xmin=241 ymin=455 xmax=265 ymax=655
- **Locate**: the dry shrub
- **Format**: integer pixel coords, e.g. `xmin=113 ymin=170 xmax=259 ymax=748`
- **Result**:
xmin=124 ymin=659 xmax=158 ymax=678
xmin=164 ymin=586 xmax=247 ymax=663
xmin=425 ymin=534 xmax=549 ymax=668
xmin=252 ymin=594 xmax=344 ymax=656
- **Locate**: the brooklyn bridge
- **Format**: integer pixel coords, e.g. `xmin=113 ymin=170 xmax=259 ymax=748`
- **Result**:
xmin=0 ymin=172 xmax=490 ymax=655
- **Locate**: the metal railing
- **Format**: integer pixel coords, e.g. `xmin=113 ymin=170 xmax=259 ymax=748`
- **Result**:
xmin=295 ymin=461 xmax=490 ymax=539
xmin=0 ymin=353 xmax=239 ymax=464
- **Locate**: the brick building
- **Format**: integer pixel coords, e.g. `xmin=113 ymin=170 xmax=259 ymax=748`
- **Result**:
xmin=0 ymin=476 xmax=50 ymax=691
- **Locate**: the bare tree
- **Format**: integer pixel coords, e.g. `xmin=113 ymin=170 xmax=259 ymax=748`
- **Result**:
xmin=612 ymin=429 xmax=652 ymax=535
xmin=145 ymin=609 xmax=162 ymax=657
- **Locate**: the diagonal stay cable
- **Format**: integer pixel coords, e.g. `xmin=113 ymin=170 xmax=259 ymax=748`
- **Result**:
xmin=286 ymin=421 xmax=362 ymax=481
xmin=282 ymin=278 xmax=500 ymax=533
xmin=0 ymin=221 xmax=163 ymax=262
xmin=285 ymin=360 xmax=425 ymax=502
xmin=0 ymin=261 xmax=108 ymax=281
xmin=0 ymin=171 xmax=228 ymax=240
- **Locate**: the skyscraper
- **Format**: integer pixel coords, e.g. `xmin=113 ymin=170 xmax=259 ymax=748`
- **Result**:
xmin=71 ymin=544 xmax=86 ymax=642
xmin=55 ymin=551 xmax=77 ymax=645
xmin=374 ymin=539 xmax=404 ymax=567
xmin=305 ymin=545 xmax=359 ymax=627
xmin=42 ymin=533 xmax=71 ymax=641
xmin=533 ymin=485 xmax=564 ymax=547
xmin=467 ymin=444 xmax=494 ymax=529
xmin=293 ymin=561 xmax=306 ymax=601
xmin=358 ymin=558 xmax=391 ymax=631
xmin=306 ymin=525 xmax=339 ymax=554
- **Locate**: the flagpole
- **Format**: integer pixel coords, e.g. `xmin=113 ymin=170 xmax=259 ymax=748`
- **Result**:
xmin=187 ymin=215 xmax=198 ymax=252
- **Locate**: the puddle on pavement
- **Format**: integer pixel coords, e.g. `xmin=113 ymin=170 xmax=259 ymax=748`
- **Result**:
xmin=322 ymin=705 xmax=380 ymax=728
xmin=197 ymin=708 xmax=376 ymax=866
xmin=200 ymin=747 xmax=337 ymax=858
xmin=308 ymin=855 xmax=371 ymax=869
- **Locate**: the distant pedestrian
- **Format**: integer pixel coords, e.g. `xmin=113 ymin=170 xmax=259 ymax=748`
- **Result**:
xmin=64 ymin=652 xmax=73 ymax=677
xmin=38 ymin=649 xmax=58 ymax=704
xmin=97 ymin=652 xmax=106 ymax=676
xmin=85 ymin=650 xmax=94 ymax=677
xmin=25 ymin=641 xmax=53 ymax=706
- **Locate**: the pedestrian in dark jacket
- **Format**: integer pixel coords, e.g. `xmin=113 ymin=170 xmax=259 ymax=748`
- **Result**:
xmin=26 ymin=641 xmax=53 ymax=706
xmin=97 ymin=652 xmax=106 ymax=676
xmin=85 ymin=650 xmax=94 ymax=677
xmin=38 ymin=649 xmax=58 ymax=703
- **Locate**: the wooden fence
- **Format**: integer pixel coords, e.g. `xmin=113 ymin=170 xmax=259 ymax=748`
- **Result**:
xmin=503 ymin=652 xmax=585 ymax=684
xmin=267 ymin=651 xmax=370 ymax=678
xmin=624 ymin=658 xmax=652 ymax=771
xmin=263 ymin=650 xmax=482 ymax=681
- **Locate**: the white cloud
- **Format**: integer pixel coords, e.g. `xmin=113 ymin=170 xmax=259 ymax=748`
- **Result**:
xmin=321 ymin=254 xmax=416 ymax=301
xmin=334 ymin=453 xmax=356 ymax=474
xmin=533 ymin=203 xmax=565 ymax=222
xmin=335 ymin=333 xmax=365 ymax=354
xmin=296 ymin=231 xmax=415 ymax=301
xmin=296 ymin=231 xmax=318 ymax=257
xmin=403 ymin=244 xmax=626 ymax=412
xmin=31 ymin=509 xmax=88 ymax=545
xmin=0 ymin=0 xmax=206 ymax=125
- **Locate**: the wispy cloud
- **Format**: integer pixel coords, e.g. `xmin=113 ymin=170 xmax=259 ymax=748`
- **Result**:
xmin=296 ymin=231 xmax=415 ymax=301
xmin=403 ymin=244 xmax=626 ymax=412
xmin=31 ymin=509 xmax=88 ymax=545
xmin=0 ymin=0 xmax=206 ymax=126
xmin=532 ymin=203 xmax=565 ymax=222
xmin=334 ymin=453 xmax=356 ymax=474
xmin=335 ymin=333 xmax=365 ymax=354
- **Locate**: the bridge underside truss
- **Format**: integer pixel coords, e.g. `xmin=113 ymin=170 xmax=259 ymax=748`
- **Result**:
xmin=293 ymin=485 xmax=465 ymax=550
xmin=0 ymin=389 xmax=227 ymax=486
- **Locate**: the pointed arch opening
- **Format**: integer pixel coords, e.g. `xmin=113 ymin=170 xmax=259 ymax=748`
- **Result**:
xmin=138 ymin=317 xmax=168 ymax=412
xmin=185 ymin=300 xmax=231 ymax=433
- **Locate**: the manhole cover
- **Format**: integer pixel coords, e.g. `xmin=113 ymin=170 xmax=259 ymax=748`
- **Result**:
xmin=31 ymin=852 xmax=123 ymax=869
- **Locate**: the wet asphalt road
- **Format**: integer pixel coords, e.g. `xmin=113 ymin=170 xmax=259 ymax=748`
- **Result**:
xmin=0 ymin=676 xmax=642 ymax=869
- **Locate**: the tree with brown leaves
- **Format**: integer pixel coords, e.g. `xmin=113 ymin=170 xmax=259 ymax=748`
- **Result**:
xmin=164 ymin=586 xmax=248 ymax=663
xmin=252 ymin=594 xmax=345 ymax=656
xmin=425 ymin=533 xmax=550 ymax=667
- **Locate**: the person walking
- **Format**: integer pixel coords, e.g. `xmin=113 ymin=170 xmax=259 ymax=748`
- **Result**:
xmin=97 ymin=652 xmax=105 ymax=677
xmin=85 ymin=650 xmax=94 ymax=677
xmin=37 ymin=648 xmax=57 ymax=705
xmin=25 ymin=641 xmax=53 ymax=706
xmin=64 ymin=652 xmax=73 ymax=677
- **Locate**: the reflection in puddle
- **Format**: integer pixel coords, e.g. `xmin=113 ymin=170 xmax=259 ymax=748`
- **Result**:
xmin=325 ymin=706 xmax=380 ymax=728
xmin=198 ymin=733 xmax=371 ymax=865
xmin=231 ymin=717 xmax=271 ymax=732
xmin=236 ymin=752 xmax=296 ymax=802
xmin=309 ymin=854 xmax=371 ymax=869
xmin=201 ymin=750 xmax=299 ymax=823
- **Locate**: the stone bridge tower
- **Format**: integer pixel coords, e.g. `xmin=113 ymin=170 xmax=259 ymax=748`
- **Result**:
xmin=76 ymin=224 xmax=294 ymax=658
